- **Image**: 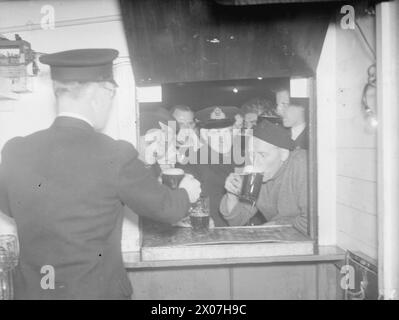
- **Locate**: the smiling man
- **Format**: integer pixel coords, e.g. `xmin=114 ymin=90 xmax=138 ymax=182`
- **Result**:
xmin=220 ymin=119 xmax=308 ymax=234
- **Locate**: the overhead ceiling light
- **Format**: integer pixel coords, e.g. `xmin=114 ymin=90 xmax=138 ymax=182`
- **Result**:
xmin=257 ymin=77 xmax=263 ymax=80
xmin=233 ymin=88 xmax=238 ymax=93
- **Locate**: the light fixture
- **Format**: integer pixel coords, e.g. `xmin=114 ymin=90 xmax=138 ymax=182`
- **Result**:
xmin=365 ymin=110 xmax=378 ymax=128
xmin=233 ymin=88 xmax=238 ymax=93
xmin=257 ymin=77 xmax=263 ymax=80
xmin=361 ymin=64 xmax=377 ymax=131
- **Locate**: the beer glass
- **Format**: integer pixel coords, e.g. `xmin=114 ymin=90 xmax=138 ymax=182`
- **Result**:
xmin=161 ymin=168 xmax=185 ymax=190
xmin=239 ymin=172 xmax=263 ymax=204
xmin=189 ymin=196 xmax=210 ymax=232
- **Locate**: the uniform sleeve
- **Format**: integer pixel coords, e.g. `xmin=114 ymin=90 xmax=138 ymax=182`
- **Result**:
xmin=219 ymin=194 xmax=258 ymax=226
xmin=116 ymin=141 xmax=191 ymax=225
xmin=0 ymin=141 xmax=12 ymax=217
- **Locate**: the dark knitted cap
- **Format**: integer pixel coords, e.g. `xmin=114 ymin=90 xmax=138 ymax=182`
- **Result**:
xmin=253 ymin=119 xmax=295 ymax=150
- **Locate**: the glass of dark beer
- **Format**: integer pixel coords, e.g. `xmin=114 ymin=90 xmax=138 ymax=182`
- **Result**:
xmin=161 ymin=168 xmax=185 ymax=190
xmin=189 ymin=196 xmax=210 ymax=232
xmin=239 ymin=172 xmax=263 ymax=204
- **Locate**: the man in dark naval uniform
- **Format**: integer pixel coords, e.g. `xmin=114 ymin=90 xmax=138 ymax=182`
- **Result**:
xmin=0 ymin=49 xmax=201 ymax=299
xmin=177 ymin=106 xmax=246 ymax=227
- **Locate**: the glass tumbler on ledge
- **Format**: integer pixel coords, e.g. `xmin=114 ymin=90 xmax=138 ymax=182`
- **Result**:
xmin=189 ymin=196 xmax=210 ymax=232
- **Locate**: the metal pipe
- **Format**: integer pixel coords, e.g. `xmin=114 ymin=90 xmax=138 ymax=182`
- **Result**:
xmin=376 ymin=0 xmax=399 ymax=300
xmin=0 ymin=15 xmax=121 ymax=34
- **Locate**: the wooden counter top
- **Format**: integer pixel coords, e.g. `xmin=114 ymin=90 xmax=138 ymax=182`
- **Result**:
xmin=123 ymin=245 xmax=345 ymax=269
xmin=122 ymin=221 xmax=345 ymax=269
xmin=140 ymin=221 xmax=314 ymax=261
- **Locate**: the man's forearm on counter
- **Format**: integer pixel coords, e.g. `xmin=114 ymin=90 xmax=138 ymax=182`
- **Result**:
xmin=220 ymin=195 xmax=256 ymax=226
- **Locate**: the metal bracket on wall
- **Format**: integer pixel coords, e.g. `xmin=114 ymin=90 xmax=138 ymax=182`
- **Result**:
xmin=344 ymin=250 xmax=378 ymax=300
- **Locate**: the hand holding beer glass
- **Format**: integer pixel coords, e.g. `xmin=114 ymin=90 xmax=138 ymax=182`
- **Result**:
xmin=161 ymin=168 xmax=201 ymax=203
xmin=161 ymin=168 xmax=208 ymax=231
xmin=225 ymin=166 xmax=263 ymax=205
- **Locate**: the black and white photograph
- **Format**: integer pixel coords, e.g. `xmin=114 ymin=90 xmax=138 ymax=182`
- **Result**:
xmin=0 ymin=0 xmax=398 ymax=308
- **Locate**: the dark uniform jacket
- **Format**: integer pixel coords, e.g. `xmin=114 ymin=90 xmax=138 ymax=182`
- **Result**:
xmin=177 ymin=135 xmax=247 ymax=227
xmin=293 ymin=127 xmax=308 ymax=150
xmin=0 ymin=117 xmax=190 ymax=299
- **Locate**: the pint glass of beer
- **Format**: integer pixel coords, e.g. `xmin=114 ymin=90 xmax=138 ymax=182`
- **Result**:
xmin=189 ymin=196 xmax=210 ymax=232
xmin=239 ymin=172 xmax=263 ymax=204
xmin=161 ymin=168 xmax=185 ymax=190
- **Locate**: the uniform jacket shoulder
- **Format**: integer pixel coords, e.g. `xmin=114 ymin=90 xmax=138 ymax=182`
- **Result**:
xmin=1 ymin=136 xmax=27 ymax=160
xmin=112 ymin=139 xmax=139 ymax=161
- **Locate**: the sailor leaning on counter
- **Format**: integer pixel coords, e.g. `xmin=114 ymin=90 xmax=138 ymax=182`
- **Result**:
xmin=0 ymin=48 xmax=201 ymax=300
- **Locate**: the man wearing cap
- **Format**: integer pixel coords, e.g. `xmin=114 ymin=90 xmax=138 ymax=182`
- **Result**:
xmin=0 ymin=49 xmax=201 ymax=299
xmin=220 ymin=119 xmax=308 ymax=234
xmin=177 ymin=106 xmax=246 ymax=227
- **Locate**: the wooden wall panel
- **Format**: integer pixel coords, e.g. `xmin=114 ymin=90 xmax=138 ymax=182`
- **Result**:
xmin=336 ymin=119 xmax=377 ymax=149
xmin=128 ymin=266 xmax=231 ymax=299
xmin=337 ymin=231 xmax=377 ymax=263
xmin=119 ymin=0 xmax=335 ymax=84
xmin=317 ymin=263 xmax=343 ymax=300
xmin=336 ymin=149 xmax=376 ymax=182
xmin=231 ymin=264 xmax=318 ymax=299
xmin=333 ymin=2 xmax=377 ymax=262
xmin=336 ymin=203 xmax=377 ymax=256
xmin=127 ymin=262 xmax=341 ymax=300
xmin=336 ymin=176 xmax=377 ymax=215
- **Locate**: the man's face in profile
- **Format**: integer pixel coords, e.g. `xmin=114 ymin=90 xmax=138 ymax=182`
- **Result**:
xmin=282 ymin=105 xmax=305 ymax=128
xmin=276 ymin=90 xmax=290 ymax=117
xmin=244 ymin=112 xmax=258 ymax=129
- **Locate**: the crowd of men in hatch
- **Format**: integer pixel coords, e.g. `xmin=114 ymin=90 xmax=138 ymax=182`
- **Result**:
xmin=140 ymin=89 xmax=309 ymax=231
xmin=0 ymin=48 xmax=309 ymax=299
